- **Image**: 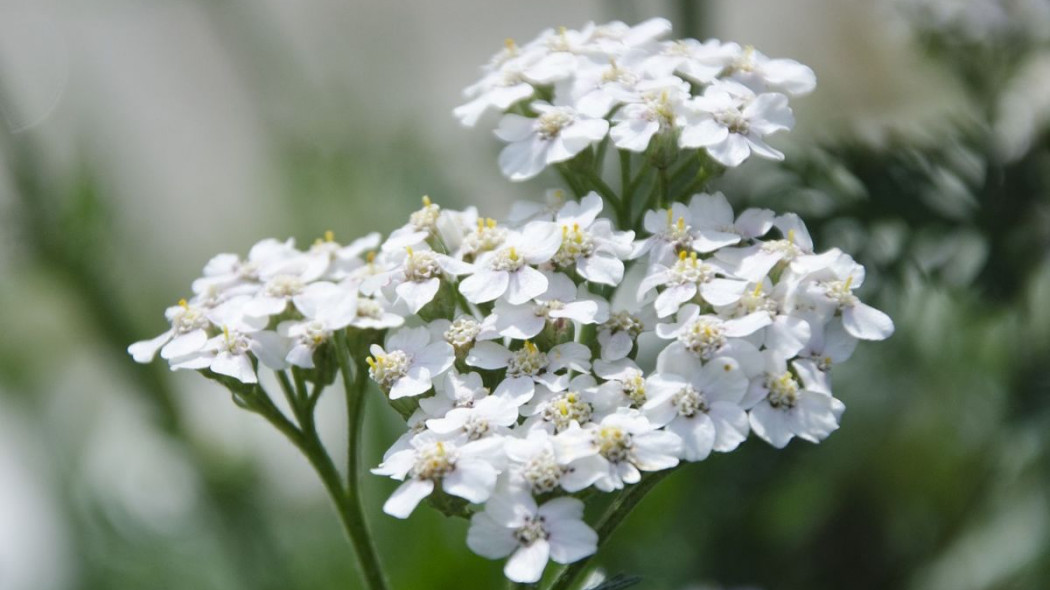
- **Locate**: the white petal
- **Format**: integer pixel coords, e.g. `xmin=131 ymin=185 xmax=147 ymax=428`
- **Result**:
xmin=842 ymin=302 xmax=894 ymax=341
xmin=383 ymin=479 xmax=434 ymax=519
xmin=506 ymin=266 xmax=549 ymax=305
xmin=466 ymin=514 xmax=519 ymax=559
xmin=460 ymin=270 xmax=509 ymax=303
xmin=504 ymin=540 xmax=551 ymax=584
xmin=443 ymin=460 xmax=497 ymax=504
xmin=547 ymin=521 xmax=597 ymax=564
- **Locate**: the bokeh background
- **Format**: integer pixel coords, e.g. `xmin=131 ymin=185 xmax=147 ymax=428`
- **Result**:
xmin=1 ymin=0 xmax=1049 ymax=589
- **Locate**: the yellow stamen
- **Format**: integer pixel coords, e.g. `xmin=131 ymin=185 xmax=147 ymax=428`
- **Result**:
xmin=178 ymin=298 xmax=188 ymax=308
xmin=486 ymin=218 xmax=497 ymax=229
xmin=504 ymin=38 xmax=515 ymax=51
xmin=509 ymin=247 xmax=519 ymax=261
xmin=787 ymin=229 xmax=796 ymax=243
xmin=324 ymin=230 xmax=334 ymax=242
xmin=366 ymin=357 xmax=377 ymax=369
xmin=752 ymin=282 xmax=763 ymax=296
xmin=222 ymin=325 xmax=231 ymax=341
xmin=366 ymin=251 xmax=376 ymax=264
xmin=477 ymin=219 xmax=485 ymax=231
xmin=524 ymin=340 xmax=537 ymax=353
xmin=422 ymin=195 xmax=432 ymax=207
xmin=845 ymin=275 xmax=854 ymax=290
xmin=677 ymin=216 xmax=685 ymax=231
xmin=666 ymin=208 xmax=674 ymax=225
xmin=406 ymin=246 xmax=414 ymax=257
xmin=679 ymin=250 xmax=688 ymax=261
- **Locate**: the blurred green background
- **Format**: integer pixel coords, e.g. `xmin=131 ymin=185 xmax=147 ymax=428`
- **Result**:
xmin=1 ymin=1 xmax=1048 ymax=589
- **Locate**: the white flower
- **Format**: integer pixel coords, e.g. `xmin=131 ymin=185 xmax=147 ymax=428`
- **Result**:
xmin=372 ymin=434 xmax=502 ymax=518
xmin=167 ymin=297 xmax=268 ymax=384
xmin=259 ymin=281 xmax=359 ymax=370
xmin=426 ymin=395 xmax=522 ymax=441
xmin=644 ymin=351 xmax=750 ymax=461
xmin=643 ymin=38 xmax=736 ymax=83
xmin=191 ymin=237 xmax=298 ymax=300
xmin=638 ymin=250 xmax=748 ymax=318
xmin=459 ymin=223 xmax=562 ymax=304
xmin=454 ymin=39 xmax=538 ymax=127
xmin=492 ymin=271 xmax=608 ymax=340
xmin=715 ymin=213 xmax=815 ymax=282
xmin=794 ymin=251 xmax=895 ymax=341
xmin=596 ymin=309 xmax=647 ymax=361
xmin=418 ymin=371 xmax=490 ymax=418
xmin=743 ymin=354 xmax=845 ymax=449
xmin=504 ymin=429 xmax=577 ymax=494
xmin=556 ymin=410 xmax=682 ymax=492
xmin=367 ymin=326 xmax=455 ymax=399
xmin=521 ymin=374 xmax=600 ymax=433
xmin=467 ymin=340 xmax=591 ymax=401
xmin=609 ymin=77 xmax=691 ymax=152
xmin=496 ymin=103 xmax=609 ymax=181
xmin=655 ymin=304 xmax=768 ymax=366
xmin=686 ymin=192 xmax=775 ymax=253
xmin=720 ymin=43 xmax=817 ymax=96
xmin=634 ymin=202 xmax=696 ymax=265
xmin=128 ymin=298 xmax=212 ymax=363
xmin=381 ymin=246 xmax=472 ymax=314
xmin=349 ymin=294 xmax=405 ymax=331
xmin=467 ymin=492 xmax=597 ymax=584
xmin=592 ymin=359 xmax=649 ymax=411
xmin=680 ymin=80 xmax=794 ymax=167
xmin=549 ymin=193 xmax=634 ymax=285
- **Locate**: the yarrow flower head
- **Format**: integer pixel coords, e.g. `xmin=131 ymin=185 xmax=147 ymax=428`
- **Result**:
xmin=129 ymin=18 xmax=894 ymax=587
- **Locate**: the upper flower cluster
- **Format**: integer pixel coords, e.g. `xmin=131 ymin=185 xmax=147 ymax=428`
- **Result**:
xmin=455 ymin=18 xmax=814 ymax=178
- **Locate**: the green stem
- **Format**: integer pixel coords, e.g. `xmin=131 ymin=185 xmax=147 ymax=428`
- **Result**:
xmin=618 ymin=150 xmax=633 ymax=225
xmin=335 ymin=330 xmax=390 ymax=590
xmin=658 ymin=166 xmax=670 ymax=209
xmin=546 ymin=470 xmax=672 ymax=590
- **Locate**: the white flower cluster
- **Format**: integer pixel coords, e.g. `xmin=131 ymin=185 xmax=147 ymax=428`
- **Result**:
xmin=130 ymin=188 xmax=891 ymax=583
xmin=129 ymin=20 xmax=894 ymax=585
xmin=455 ymin=18 xmax=815 ymax=178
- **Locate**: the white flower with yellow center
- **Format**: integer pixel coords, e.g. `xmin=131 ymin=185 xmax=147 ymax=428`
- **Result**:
xmin=644 ymin=348 xmax=750 ymax=461
xmin=372 ymin=434 xmax=502 ymax=519
xmin=504 ymin=429 xmax=581 ymax=494
xmin=426 ymin=394 xmax=522 ymax=441
xmin=743 ymin=352 xmax=845 ymax=449
xmin=720 ymin=42 xmax=816 ymax=96
xmin=715 ymin=213 xmax=814 ymax=282
xmin=459 ymin=223 xmax=562 ymax=304
xmin=556 ymin=410 xmax=682 ymax=492
xmin=418 ymin=371 xmax=490 ymax=419
xmin=379 ymin=245 xmax=473 ymax=314
xmin=495 ymin=103 xmax=609 ymax=181
xmin=467 ymin=492 xmax=597 ymax=584
xmin=468 ymin=340 xmax=592 ymax=402
xmin=491 ymin=272 xmax=608 ymax=340
xmin=597 ymin=309 xmax=648 ymax=361
xmin=609 ymin=77 xmax=691 ymax=152
xmin=642 ymin=37 xmax=737 ymax=82
xmin=687 ymin=192 xmax=775 ymax=253
xmin=367 ymin=326 xmax=455 ymax=400
xmin=191 ymin=237 xmax=298 ymax=300
xmin=794 ymin=251 xmax=895 ymax=342
xmin=128 ymin=298 xmax=212 ymax=364
xmin=549 ymin=193 xmax=634 ymax=285
xmin=655 ymin=304 xmax=768 ymax=369
xmin=638 ymin=250 xmax=749 ymax=318
xmin=680 ymin=80 xmax=794 ymax=167
xmin=256 ymin=281 xmax=359 ymax=370
xmin=167 ymin=297 xmax=268 ymax=384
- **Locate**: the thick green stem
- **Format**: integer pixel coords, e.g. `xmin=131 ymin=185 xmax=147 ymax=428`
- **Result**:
xmin=546 ymin=470 xmax=672 ymax=590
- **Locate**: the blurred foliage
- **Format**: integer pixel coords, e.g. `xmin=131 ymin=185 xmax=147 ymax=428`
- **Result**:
xmin=0 ymin=2 xmax=1049 ymax=590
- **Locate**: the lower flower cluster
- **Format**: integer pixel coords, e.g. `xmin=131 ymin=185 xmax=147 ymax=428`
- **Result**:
xmin=130 ymin=189 xmax=892 ymax=583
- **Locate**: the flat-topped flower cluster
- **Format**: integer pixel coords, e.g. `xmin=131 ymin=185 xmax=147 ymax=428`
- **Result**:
xmin=130 ymin=189 xmax=892 ymax=582
xmin=456 ymin=17 xmax=814 ymax=179
xmin=130 ymin=19 xmax=894 ymax=586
